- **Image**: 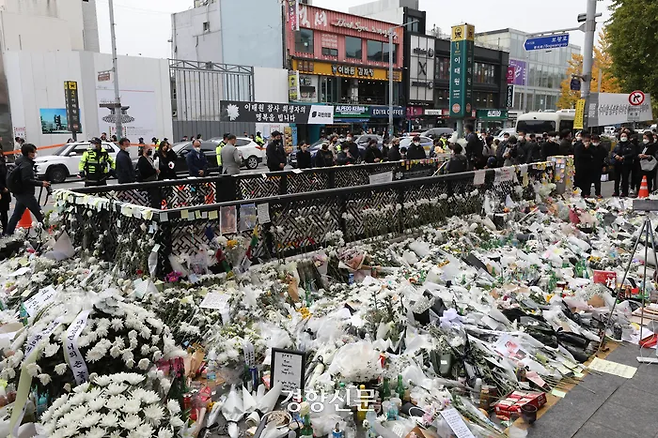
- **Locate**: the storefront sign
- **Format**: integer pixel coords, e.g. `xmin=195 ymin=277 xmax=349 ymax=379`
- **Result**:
xmin=220 ymin=101 xmax=334 ymax=125
xmin=371 ymin=106 xmax=405 ymax=118
xmin=406 ymin=107 xmax=424 ymax=117
xmin=288 ymin=71 xmax=300 ymax=102
xmin=292 ymin=60 xmax=402 ymax=82
xmin=506 ymin=84 xmax=514 ymax=108
xmin=331 ymin=18 xmax=397 ymax=39
xmin=287 ymin=0 xmax=299 ymax=31
xmin=506 ymin=67 xmax=515 ymax=85
xmin=321 ymin=33 xmax=338 ymax=49
xmin=334 ymin=105 xmax=370 ymax=117
xmin=449 ymin=24 xmax=475 ymax=119
xmin=64 ymin=81 xmax=81 ymax=133
xmin=410 ymin=35 xmax=436 ymax=103
xmin=424 ymin=109 xmax=442 ymax=116
xmin=508 ymin=60 xmax=527 ymax=86
xmin=476 ymin=109 xmax=508 ymax=120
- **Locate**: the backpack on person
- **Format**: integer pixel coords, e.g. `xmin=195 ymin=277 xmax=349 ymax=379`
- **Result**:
xmin=6 ymin=165 xmax=23 ymax=194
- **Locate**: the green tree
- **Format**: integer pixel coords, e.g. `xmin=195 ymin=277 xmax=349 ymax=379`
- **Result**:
xmin=607 ymin=0 xmax=658 ymax=117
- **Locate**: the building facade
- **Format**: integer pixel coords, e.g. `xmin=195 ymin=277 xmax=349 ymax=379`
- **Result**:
xmin=476 ymin=28 xmax=581 ymax=113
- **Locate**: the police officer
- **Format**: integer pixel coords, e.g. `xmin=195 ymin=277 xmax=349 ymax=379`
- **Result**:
xmin=79 ymin=137 xmax=115 ymax=186
xmin=254 ymin=131 xmax=265 ymax=147
xmin=215 ymin=133 xmax=229 ymax=175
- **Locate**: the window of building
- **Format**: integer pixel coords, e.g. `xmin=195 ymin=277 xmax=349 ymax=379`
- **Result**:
xmin=383 ymin=43 xmax=397 ymax=63
xmin=435 ymin=57 xmax=450 ymax=80
xmin=410 ymin=22 xmax=419 ymax=33
xmin=367 ymin=40 xmax=383 ymax=62
xmin=474 ymin=62 xmax=496 ymax=85
xmin=345 ymin=36 xmax=362 ymax=59
xmin=203 ymin=22 xmax=210 ymax=32
xmin=295 ymin=29 xmax=314 ymax=53
xmin=322 ymin=47 xmax=338 ymax=57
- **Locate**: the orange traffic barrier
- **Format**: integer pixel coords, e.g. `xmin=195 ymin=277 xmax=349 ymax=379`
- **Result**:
xmin=639 ymin=175 xmax=649 ymax=199
xmin=17 ymin=210 xmax=32 ymax=229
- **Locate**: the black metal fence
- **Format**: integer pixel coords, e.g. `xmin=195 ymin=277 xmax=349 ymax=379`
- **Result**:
xmin=56 ymin=162 xmax=555 ymax=277
xmin=73 ymin=158 xmax=450 ymax=209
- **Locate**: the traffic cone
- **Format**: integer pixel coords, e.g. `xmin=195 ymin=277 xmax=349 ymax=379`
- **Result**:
xmin=17 ymin=209 xmax=32 ymax=229
xmin=639 ymin=175 xmax=649 ymax=199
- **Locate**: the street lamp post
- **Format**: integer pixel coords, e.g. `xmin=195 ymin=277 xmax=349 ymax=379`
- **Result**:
xmin=388 ymin=20 xmax=418 ymax=138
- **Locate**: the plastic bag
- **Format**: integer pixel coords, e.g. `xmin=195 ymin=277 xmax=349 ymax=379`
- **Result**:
xmin=327 ymin=341 xmax=383 ymax=382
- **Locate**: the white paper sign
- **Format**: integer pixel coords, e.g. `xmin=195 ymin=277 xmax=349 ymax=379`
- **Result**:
xmin=271 ymin=349 xmax=305 ymax=394
xmin=369 ymin=172 xmax=393 ymax=185
xmin=440 ymin=408 xmax=475 ymax=438
xmin=257 ymin=203 xmax=271 ymax=224
xmin=473 ymin=170 xmax=486 ymax=186
xmin=23 ymin=286 xmax=57 ymax=317
xmin=199 ymin=292 xmax=229 ymax=310
xmin=494 ymin=167 xmax=514 ymax=183
xmin=65 ymin=310 xmax=91 ymax=385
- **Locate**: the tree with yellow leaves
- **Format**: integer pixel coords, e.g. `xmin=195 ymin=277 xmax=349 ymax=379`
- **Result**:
xmin=557 ymin=29 xmax=621 ymax=110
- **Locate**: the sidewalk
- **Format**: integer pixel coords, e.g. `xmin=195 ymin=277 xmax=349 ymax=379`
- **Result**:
xmin=528 ymin=342 xmax=658 ymax=438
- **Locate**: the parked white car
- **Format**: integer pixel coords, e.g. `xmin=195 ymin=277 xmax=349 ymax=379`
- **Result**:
xmin=209 ymin=137 xmax=265 ymax=170
xmin=35 ymin=141 xmax=120 ymax=183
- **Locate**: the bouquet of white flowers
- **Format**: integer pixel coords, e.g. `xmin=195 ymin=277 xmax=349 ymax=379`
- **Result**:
xmin=37 ymin=372 xmax=186 ymax=438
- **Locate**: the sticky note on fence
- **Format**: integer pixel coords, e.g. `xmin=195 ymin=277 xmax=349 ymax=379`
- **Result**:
xmin=473 ymin=170 xmax=486 ymax=186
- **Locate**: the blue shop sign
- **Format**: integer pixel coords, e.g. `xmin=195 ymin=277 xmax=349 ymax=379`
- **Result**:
xmin=370 ymin=106 xmax=405 ymax=118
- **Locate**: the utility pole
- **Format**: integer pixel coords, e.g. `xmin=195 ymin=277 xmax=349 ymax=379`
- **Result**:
xmin=581 ymin=0 xmax=597 ymax=129
xmin=108 ymin=0 xmax=122 ymax=138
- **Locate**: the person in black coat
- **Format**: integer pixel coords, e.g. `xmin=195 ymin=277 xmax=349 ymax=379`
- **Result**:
xmin=638 ymin=131 xmax=658 ymax=193
xmin=541 ymin=131 xmax=561 ymax=160
xmin=136 ymin=147 xmax=161 ymax=209
xmin=612 ymin=132 xmax=637 ymax=197
xmin=465 ymin=124 xmax=483 ymax=169
xmin=447 ymin=144 xmax=468 ymax=174
xmin=266 ymin=131 xmax=287 ymax=171
xmin=388 ymin=139 xmax=402 ymax=161
xmin=0 ymin=154 xmax=10 ymax=232
xmin=574 ymin=133 xmax=596 ymax=197
xmin=296 ymin=142 xmax=312 ymax=169
xmin=364 ymin=139 xmax=383 ymax=163
xmin=115 ymin=138 xmax=135 ymax=184
xmin=342 ymin=135 xmax=360 ymax=164
xmin=558 ymin=130 xmax=574 ymax=156
xmin=406 ymin=136 xmax=427 ymax=160
xmin=524 ymin=134 xmax=542 ymax=163
xmin=314 ymin=143 xmax=334 ymax=168
xmin=157 ymin=141 xmax=178 ymax=180
xmin=591 ymin=135 xmax=607 ymax=198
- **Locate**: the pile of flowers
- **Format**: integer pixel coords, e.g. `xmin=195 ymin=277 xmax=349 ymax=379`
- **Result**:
xmin=37 ymin=372 xmax=186 ymax=438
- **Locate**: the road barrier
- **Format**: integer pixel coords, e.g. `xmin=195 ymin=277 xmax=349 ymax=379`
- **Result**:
xmin=55 ymin=161 xmax=557 ymax=277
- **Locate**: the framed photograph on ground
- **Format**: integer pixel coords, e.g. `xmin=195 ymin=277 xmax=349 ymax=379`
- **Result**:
xmin=270 ymin=348 xmax=306 ymax=396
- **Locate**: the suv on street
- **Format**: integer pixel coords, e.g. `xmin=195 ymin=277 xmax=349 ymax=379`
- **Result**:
xmin=34 ymin=141 xmax=120 ymax=183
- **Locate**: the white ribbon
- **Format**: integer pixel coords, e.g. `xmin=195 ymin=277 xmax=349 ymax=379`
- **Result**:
xmin=64 ymin=310 xmax=91 ymax=385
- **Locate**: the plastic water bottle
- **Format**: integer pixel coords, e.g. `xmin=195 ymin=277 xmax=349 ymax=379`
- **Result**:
xmin=206 ymin=349 xmax=218 ymax=383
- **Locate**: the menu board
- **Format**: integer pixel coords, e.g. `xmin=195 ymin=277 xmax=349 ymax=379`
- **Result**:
xmin=271 ymin=348 xmax=306 ymax=395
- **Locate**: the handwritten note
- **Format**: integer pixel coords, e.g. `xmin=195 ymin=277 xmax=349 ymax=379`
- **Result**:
xmin=473 ymin=170 xmax=486 ymax=186
xmin=369 ymin=172 xmax=393 ymax=185
xmin=589 ymin=357 xmax=637 ymax=379
xmin=440 ymin=408 xmax=475 ymax=438
xmin=494 ymin=167 xmax=515 ymax=183
xmin=272 ymin=349 xmax=304 ymax=394
xmin=23 ymin=286 xmax=57 ymax=317
xmin=257 ymin=203 xmax=271 ymax=224
xmin=199 ymin=292 xmax=229 ymax=310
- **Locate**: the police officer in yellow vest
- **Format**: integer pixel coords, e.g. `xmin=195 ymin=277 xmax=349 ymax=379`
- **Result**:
xmin=79 ymin=137 xmax=115 ymax=187
xmin=215 ymin=133 xmax=228 ymax=174
xmin=255 ymin=132 xmax=265 ymax=147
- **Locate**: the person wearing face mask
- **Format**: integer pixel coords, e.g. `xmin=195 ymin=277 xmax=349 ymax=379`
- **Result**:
xmin=407 ymin=136 xmax=427 ymax=160
xmin=611 ymin=132 xmax=637 ymax=197
xmin=115 ymin=138 xmax=135 ymax=184
xmin=541 ymin=132 xmax=560 ymax=160
xmin=574 ymin=133 xmax=596 ymax=197
xmin=591 ymin=135 xmax=607 ymax=198
xmin=136 ymin=146 xmax=161 ymax=209
xmin=465 ymin=125 xmax=483 ymax=169
xmin=314 ymin=142 xmax=335 ymax=167
xmin=79 ymin=137 xmax=115 ymax=187
xmin=266 ymin=131 xmax=287 ymax=172
xmin=296 ymin=142 xmax=312 ymax=169
xmin=364 ymin=139 xmax=383 ymax=163
xmin=638 ymin=131 xmax=658 ymax=193
xmin=558 ymin=130 xmax=574 ymax=156
xmin=446 ymin=144 xmax=468 ymax=173
xmin=342 ymin=134 xmax=360 ymax=164
xmin=388 ymin=138 xmax=402 ymax=161
xmin=157 ymin=141 xmax=178 ymax=180
xmin=186 ymin=139 xmax=208 ymax=177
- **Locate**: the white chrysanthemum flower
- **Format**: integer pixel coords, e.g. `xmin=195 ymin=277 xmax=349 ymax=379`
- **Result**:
xmin=1 ymin=367 xmax=15 ymax=380
xmin=69 ymin=392 xmax=87 ymax=406
xmin=143 ymin=404 xmax=165 ymax=426
xmin=55 ymin=423 xmax=79 ymax=437
xmin=140 ymin=327 xmax=151 ymax=339
xmin=137 ymin=358 xmax=150 ymax=371
xmin=126 ymin=358 xmax=135 ymax=368
xmin=67 ymin=405 xmax=89 ymax=422
xmin=169 ymin=416 xmax=184 ymax=428
xmin=77 ymin=335 xmax=90 ymax=348
xmin=100 ymin=411 xmax=120 ymax=428
xmin=25 ymin=363 xmax=41 ymax=377
xmin=113 ymin=337 xmax=125 ymax=350
xmin=153 ymin=351 xmax=163 ymax=362
xmin=133 ymin=423 xmax=155 ymax=438
xmin=166 ymin=400 xmax=181 ymax=415
xmin=38 ymin=373 xmax=52 ymax=386
xmin=122 ymin=350 xmax=134 ymax=363
xmin=86 ymin=349 xmax=104 ymax=363
xmin=79 ymin=411 xmax=102 ymax=429
xmin=87 ymin=396 xmax=106 ymax=412
xmin=50 ymin=394 xmax=69 ymax=411
xmin=159 ymin=378 xmax=171 ymax=394
xmin=140 ymin=344 xmax=150 ymax=355
xmin=128 ymin=330 xmax=138 ymax=340
xmin=54 ymin=363 xmax=68 ymax=375
xmin=107 ymin=383 xmax=128 ymax=396
xmin=121 ymin=398 xmax=141 ymax=414
xmin=141 ymin=390 xmax=160 ymax=404
xmin=93 ymin=375 xmax=112 ymax=386
xmin=106 ymin=395 xmax=127 ymax=410
xmin=110 ymin=318 xmax=123 ymax=331
xmin=73 ymin=382 xmax=91 ymax=394
xmin=85 ymin=427 xmax=107 ymax=438
xmin=109 ymin=345 xmax=122 ymax=358
xmin=44 ymin=342 xmax=60 ymax=357
xmin=157 ymin=428 xmax=174 ymax=438
xmin=120 ymin=414 xmax=142 ymax=430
